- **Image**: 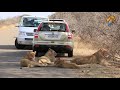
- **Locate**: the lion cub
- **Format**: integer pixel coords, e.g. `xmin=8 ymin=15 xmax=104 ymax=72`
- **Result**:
xmin=71 ymin=48 xmax=111 ymax=66
xmin=54 ymin=58 xmax=80 ymax=69
xmin=20 ymin=51 xmax=43 ymax=69
xmin=38 ymin=48 xmax=57 ymax=66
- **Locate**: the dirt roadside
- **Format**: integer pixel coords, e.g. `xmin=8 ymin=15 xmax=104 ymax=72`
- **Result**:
xmin=0 ymin=26 xmax=120 ymax=78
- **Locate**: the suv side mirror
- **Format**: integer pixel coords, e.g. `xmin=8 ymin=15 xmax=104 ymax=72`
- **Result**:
xmin=34 ymin=29 xmax=37 ymax=32
xmin=71 ymin=30 xmax=75 ymax=34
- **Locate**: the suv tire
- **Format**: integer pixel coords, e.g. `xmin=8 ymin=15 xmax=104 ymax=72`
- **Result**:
xmin=15 ymin=38 xmax=25 ymax=49
xmin=68 ymin=50 xmax=73 ymax=57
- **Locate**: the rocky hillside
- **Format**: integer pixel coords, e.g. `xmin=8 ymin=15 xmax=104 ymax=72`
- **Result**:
xmin=49 ymin=12 xmax=120 ymax=57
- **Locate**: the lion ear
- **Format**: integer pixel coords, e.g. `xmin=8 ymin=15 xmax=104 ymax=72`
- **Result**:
xmin=49 ymin=48 xmax=53 ymax=53
xmin=48 ymin=48 xmax=52 ymax=50
xmin=54 ymin=51 xmax=57 ymax=56
xmin=34 ymin=51 xmax=36 ymax=54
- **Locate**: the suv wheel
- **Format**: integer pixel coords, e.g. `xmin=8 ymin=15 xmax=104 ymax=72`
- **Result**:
xmin=68 ymin=50 xmax=73 ymax=57
xmin=15 ymin=38 xmax=25 ymax=49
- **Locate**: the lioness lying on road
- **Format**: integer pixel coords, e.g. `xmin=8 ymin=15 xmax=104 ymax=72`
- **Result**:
xmin=54 ymin=58 xmax=80 ymax=69
xmin=20 ymin=51 xmax=43 ymax=69
xmin=71 ymin=48 xmax=111 ymax=66
xmin=38 ymin=48 xmax=57 ymax=66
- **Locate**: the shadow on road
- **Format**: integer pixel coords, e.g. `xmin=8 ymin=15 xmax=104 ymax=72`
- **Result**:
xmin=0 ymin=50 xmax=28 ymax=57
xmin=0 ymin=45 xmax=16 ymax=49
xmin=0 ymin=45 xmax=73 ymax=62
xmin=0 ymin=50 xmax=29 ymax=62
xmin=0 ymin=45 xmax=33 ymax=62
xmin=0 ymin=45 xmax=32 ymax=50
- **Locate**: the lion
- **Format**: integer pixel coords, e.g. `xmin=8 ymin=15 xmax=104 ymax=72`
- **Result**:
xmin=38 ymin=48 xmax=57 ymax=66
xmin=54 ymin=58 xmax=80 ymax=69
xmin=23 ymin=51 xmax=36 ymax=61
xmin=20 ymin=51 xmax=44 ymax=69
xmin=71 ymin=48 xmax=111 ymax=66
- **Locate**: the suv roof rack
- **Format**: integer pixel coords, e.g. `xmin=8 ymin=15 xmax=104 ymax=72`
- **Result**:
xmin=49 ymin=19 xmax=65 ymax=22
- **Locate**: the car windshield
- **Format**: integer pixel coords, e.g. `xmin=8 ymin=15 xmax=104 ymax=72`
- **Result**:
xmin=22 ymin=17 xmax=48 ymax=27
xmin=41 ymin=23 xmax=66 ymax=31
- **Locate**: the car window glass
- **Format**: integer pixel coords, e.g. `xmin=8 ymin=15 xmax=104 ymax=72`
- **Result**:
xmin=22 ymin=17 xmax=48 ymax=27
xmin=41 ymin=23 xmax=66 ymax=31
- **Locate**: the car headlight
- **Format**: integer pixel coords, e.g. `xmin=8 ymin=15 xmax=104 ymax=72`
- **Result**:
xmin=19 ymin=31 xmax=26 ymax=36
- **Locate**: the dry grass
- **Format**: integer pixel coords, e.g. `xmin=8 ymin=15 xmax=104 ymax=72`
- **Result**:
xmin=73 ymin=36 xmax=98 ymax=56
xmin=0 ymin=24 xmax=17 ymax=30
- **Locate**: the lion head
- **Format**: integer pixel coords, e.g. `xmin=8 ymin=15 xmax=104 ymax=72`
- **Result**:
xmin=26 ymin=51 xmax=36 ymax=61
xmin=46 ymin=48 xmax=57 ymax=56
xmin=44 ymin=48 xmax=57 ymax=62
xmin=97 ymin=48 xmax=110 ymax=59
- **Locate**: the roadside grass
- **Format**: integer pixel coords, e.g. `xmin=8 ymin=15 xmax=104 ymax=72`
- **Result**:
xmin=73 ymin=36 xmax=98 ymax=56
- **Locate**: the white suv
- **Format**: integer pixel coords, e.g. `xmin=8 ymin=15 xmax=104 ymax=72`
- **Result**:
xmin=15 ymin=16 xmax=48 ymax=49
xmin=33 ymin=19 xmax=75 ymax=57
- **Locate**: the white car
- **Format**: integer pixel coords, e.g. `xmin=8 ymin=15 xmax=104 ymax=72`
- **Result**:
xmin=15 ymin=16 xmax=48 ymax=49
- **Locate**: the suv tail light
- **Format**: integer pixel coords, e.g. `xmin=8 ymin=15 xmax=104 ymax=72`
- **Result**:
xmin=34 ymin=34 xmax=38 ymax=38
xmin=68 ymin=33 xmax=73 ymax=39
xmin=34 ymin=44 xmax=39 ymax=47
xmin=66 ymin=45 xmax=72 ymax=48
xmin=34 ymin=23 xmax=42 ymax=39
xmin=66 ymin=23 xmax=70 ymax=32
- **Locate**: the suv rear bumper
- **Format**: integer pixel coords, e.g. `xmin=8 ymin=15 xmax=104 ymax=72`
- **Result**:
xmin=33 ymin=45 xmax=73 ymax=53
xmin=17 ymin=37 xmax=33 ymax=45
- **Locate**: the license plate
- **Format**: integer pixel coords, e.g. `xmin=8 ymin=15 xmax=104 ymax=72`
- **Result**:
xmin=48 ymin=35 xmax=58 ymax=38
xmin=25 ymin=38 xmax=33 ymax=40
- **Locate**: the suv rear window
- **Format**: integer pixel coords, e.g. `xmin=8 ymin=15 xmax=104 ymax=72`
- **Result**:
xmin=41 ymin=23 xmax=66 ymax=32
